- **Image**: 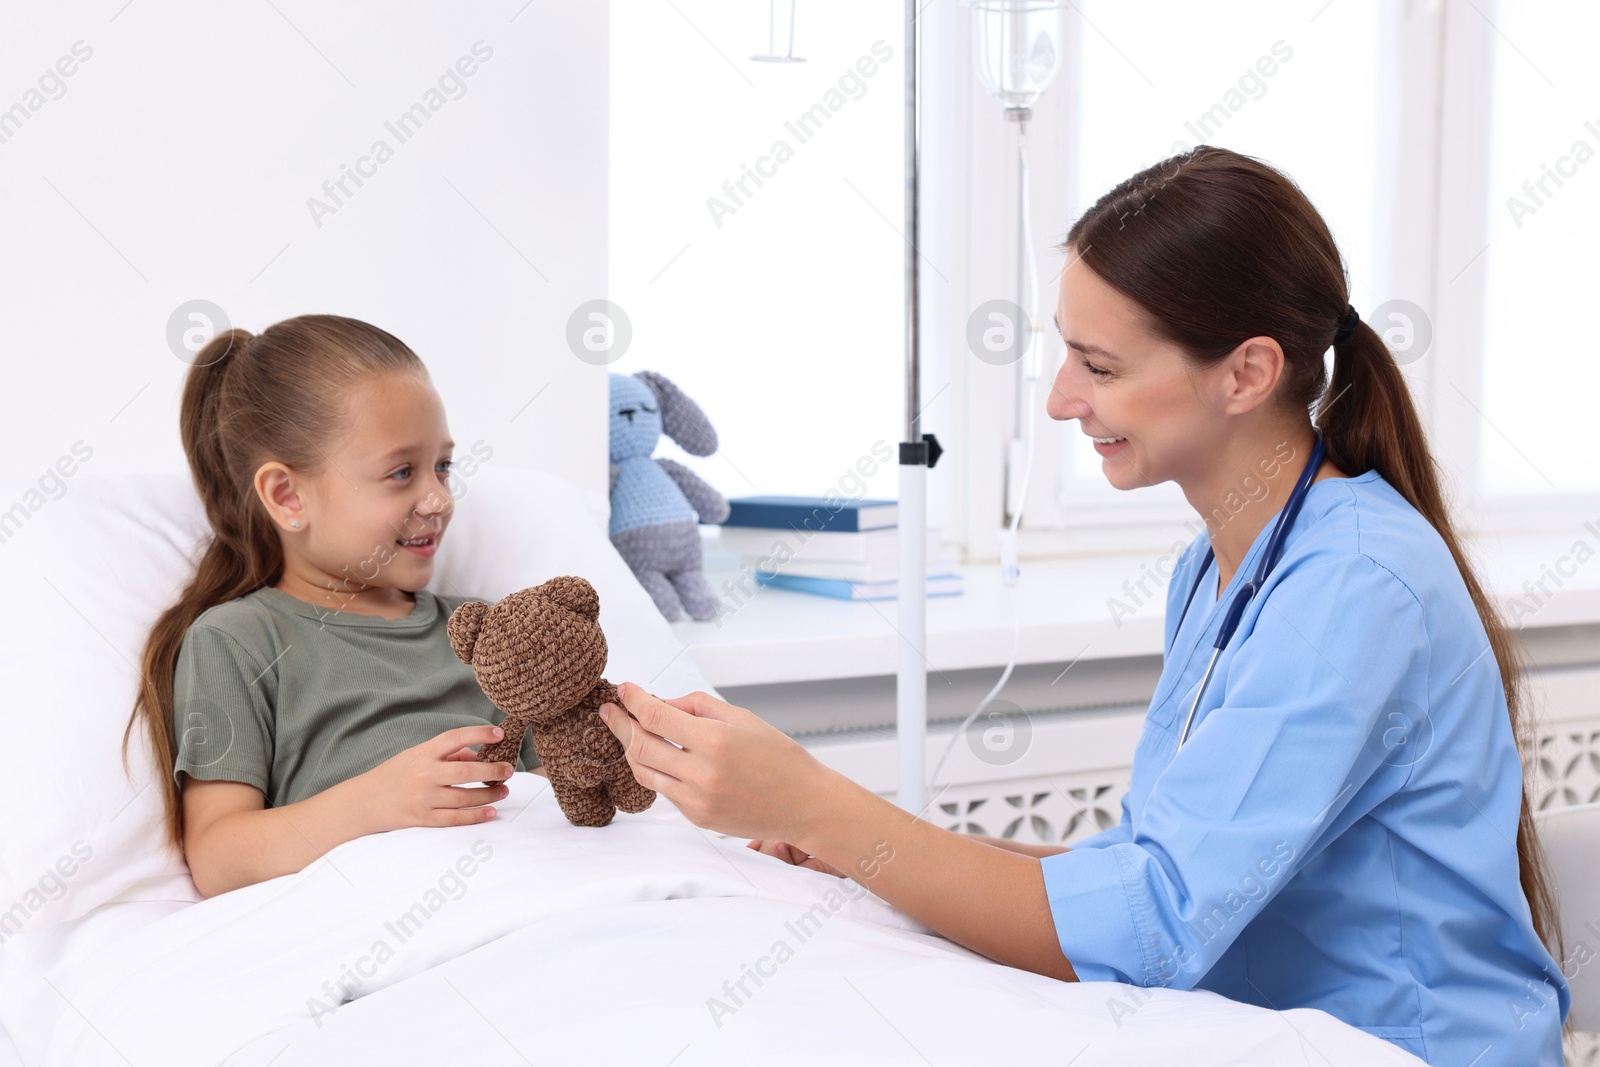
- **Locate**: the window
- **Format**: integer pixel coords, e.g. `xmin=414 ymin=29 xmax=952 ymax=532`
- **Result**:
xmin=1053 ymin=0 xmax=1384 ymax=516
xmin=1478 ymin=2 xmax=1600 ymax=498
xmin=609 ymin=1 xmax=905 ymax=503
xmin=611 ymin=1 xmax=1593 ymax=561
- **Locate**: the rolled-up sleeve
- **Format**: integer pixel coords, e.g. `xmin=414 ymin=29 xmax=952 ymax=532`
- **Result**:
xmin=1064 ymin=788 xmax=1133 ymax=851
xmin=1041 ymin=553 xmax=1429 ymax=987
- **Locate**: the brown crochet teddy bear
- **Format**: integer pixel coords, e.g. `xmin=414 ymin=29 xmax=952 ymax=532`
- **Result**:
xmin=446 ymin=576 xmax=656 ymax=827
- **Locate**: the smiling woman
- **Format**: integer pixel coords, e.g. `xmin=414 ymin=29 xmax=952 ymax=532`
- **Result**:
xmin=600 ymin=145 xmax=1573 ymax=1067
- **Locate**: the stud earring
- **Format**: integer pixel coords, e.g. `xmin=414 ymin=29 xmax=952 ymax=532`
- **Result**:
xmin=290 ymin=520 xmax=302 ymax=529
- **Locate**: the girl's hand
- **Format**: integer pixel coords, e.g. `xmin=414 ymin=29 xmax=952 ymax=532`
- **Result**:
xmin=597 ymin=683 xmax=835 ymax=844
xmin=746 ymin=838 xmax=847 ymax=878
xmin=356 ymin=725 xmax=514 ymax=833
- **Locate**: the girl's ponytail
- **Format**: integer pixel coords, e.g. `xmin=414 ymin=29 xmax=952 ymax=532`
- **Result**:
xmin=178 ymin=329 xmax=287 ymax=600
xmin=126 ymin=316 xmax=426 ymax=853
xmin=126 ymin=329 xmax=280 ymax=854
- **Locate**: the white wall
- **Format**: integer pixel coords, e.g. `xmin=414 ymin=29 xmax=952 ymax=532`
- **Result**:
xmin=0 ymin=1 xmax=610 ymax=516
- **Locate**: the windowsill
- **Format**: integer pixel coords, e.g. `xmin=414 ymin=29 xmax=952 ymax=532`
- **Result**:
xmin=670 ymin=530 xmax=1600 ymax=690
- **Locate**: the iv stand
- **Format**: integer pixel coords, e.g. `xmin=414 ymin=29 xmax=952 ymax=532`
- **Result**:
xmin=897 ymin=0 xmax=940 ymax=818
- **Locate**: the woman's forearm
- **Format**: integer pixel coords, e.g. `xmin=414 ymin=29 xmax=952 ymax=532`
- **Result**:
xmin=790 ymin=768 xmax=1079 ymax=982
xmin=591 ymin=683 xmax=1079 ymax=980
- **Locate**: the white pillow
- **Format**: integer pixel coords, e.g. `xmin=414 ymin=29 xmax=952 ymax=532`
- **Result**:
xmin=0 ymin=465 xmax=713 ymax=938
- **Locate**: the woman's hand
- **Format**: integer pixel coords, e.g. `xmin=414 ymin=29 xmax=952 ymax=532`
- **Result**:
xmin=746 ymin=838 xmax=846 ymax=878
xmin=598 ymin=683 xmax=835 ymax=844
xmin=355 ymin=725 xmax=514 ymax=833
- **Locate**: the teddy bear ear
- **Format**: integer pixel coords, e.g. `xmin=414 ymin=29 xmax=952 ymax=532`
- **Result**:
xmin=542 ymin=576 xmax=600 ymax=621
xmin=447 ymin=601 xmax=490 ymax=664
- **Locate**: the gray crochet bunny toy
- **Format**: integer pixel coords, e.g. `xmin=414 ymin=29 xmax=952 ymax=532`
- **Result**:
xmin=609 ymin=371 xmax=730 ymax=621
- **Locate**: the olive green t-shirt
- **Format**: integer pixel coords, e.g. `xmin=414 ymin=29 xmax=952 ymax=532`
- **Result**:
xmin=171 ymin=585 xmax=538 ymax=808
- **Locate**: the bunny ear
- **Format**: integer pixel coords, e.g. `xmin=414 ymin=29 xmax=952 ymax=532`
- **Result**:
xmin=634 ymin=370 xmax=718 ymax=457
xmin=541 ymin=576 xmax=600 ymax=621
xmin=447 ymin=601 xmax=490 ymax=664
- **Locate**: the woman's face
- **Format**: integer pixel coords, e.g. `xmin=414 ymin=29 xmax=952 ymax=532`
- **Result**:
xmin=1046 ymin=253 xmax=1227 ymax=491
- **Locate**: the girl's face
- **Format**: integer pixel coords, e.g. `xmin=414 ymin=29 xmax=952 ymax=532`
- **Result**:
xmin=285 ymin=372 xmax=456 ymax=599
xmin=1046 ymin=254 xmax=1230 ymax=491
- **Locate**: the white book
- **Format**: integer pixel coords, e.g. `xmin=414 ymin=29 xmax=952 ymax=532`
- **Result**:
xmin=748 ymin=554 xmax=959 ymax=583
xmin=755 ymin=572 xmax=965 ymax=601
xmin=718 ymin=524 xmax=940 ymax=564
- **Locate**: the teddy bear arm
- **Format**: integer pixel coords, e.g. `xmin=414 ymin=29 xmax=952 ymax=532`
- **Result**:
xmin=476 ymin=718 xmax=528 ymax=774
xmin=577 ymin=679 xmax=618 ymax=713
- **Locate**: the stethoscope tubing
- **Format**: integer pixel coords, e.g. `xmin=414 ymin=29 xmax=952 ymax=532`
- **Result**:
xmin=1174 ymin=433 xmax=1328 ymax=751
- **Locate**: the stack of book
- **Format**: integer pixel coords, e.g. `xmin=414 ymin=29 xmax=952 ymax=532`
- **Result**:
xmin=718 ymin=495 xmax=963 ymax=601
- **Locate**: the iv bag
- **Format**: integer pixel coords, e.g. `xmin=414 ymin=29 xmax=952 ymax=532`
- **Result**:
xmin=966 ymin=0 xmax=1065 ymax=112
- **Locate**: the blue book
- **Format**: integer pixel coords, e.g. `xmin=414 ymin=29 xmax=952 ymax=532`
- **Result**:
xmin=754 ymin=572 xmax=963 ymax=601
xmin=723 ymin=495 xmax=898 ymax=533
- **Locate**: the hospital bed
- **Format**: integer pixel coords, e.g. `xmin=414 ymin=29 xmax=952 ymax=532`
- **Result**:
xmin=0 ymin=464 xmax=1554 ymax=1065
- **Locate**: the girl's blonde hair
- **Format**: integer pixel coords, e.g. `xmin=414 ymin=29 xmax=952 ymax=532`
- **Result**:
xmin=124 ymin=314 xmax=426 ymax=855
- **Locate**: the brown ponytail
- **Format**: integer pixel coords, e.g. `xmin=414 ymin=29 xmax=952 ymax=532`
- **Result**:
xmin=124 ymin=315 xmax=426 ymax=855
xmin=1059 ymin=145 xmax=1562 ymax=967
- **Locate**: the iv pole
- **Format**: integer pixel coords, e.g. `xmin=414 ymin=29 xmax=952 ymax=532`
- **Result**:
xmin=896 ymin=0 xmax=939 ymax=818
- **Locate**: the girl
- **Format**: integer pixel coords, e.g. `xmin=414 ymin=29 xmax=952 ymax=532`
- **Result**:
xmin=595 ymin=147 xmax=1571 ymax=1065
xmin=125 ymin=314 xmax=540 ymax=899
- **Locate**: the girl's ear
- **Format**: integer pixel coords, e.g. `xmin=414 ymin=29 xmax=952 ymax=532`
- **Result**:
xmin=447 ymin=601 xmax=490 ymax=664
xmin=254 ymin=461 xmax=306 ymax=530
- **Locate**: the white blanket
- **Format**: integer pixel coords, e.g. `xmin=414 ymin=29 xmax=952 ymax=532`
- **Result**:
xmin=0 ymin=776 xmax=1424 ymax=1066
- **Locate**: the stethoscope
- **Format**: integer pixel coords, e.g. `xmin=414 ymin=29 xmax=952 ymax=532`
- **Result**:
xmin=1171 ymin=432 xmax=1328 ymax=752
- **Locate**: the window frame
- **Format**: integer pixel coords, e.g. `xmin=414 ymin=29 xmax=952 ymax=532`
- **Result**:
xmin=933 ymin=0 xmax=1600 ymax=563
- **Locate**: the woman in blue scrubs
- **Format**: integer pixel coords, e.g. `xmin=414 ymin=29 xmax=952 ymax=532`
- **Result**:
xmin=597 ymin=145 xmax=1570 ymax=1066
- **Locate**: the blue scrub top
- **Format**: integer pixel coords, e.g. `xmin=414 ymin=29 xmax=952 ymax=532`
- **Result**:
xmin=1040 ymin=470 xmax=1570 ymax=1066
